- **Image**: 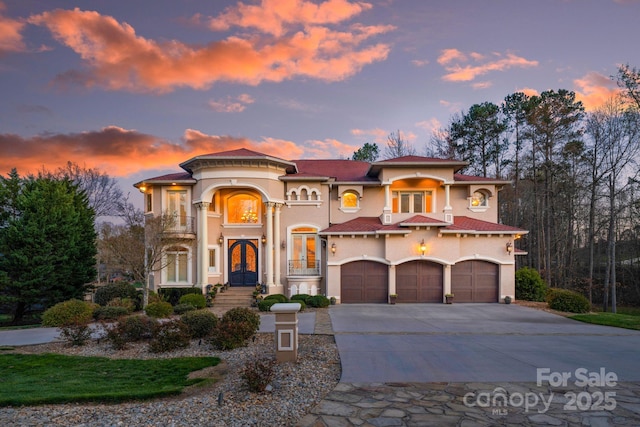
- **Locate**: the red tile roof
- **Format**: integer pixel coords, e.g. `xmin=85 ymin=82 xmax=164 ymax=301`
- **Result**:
xmin=399 ymin=215 xmax=449 ymax=226
xmin=144 ymin=172 xmax=193 ymax=182
xmin=376 ymin=155 xmax=461 ymax=163
xmin=441 ymin=216 xmax=527 ymax=234
xmin=290 ymin=160 xmax=376 ymax=182
xmin=320 ymin=217 xmax=408 ymax=234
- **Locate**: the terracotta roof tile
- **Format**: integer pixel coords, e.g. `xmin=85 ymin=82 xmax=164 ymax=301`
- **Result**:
xmin=290 ymin=160 xmax=376 ymax=182
xmin=144 ymin=172 xmax=193 ymax=182
xmin=399 ymin=215 xmax=449 ymax=226
xmin=320 ymin=217 xmax=406 ymax=234
xmin=442 ymin=216 xmax=526 ymax=234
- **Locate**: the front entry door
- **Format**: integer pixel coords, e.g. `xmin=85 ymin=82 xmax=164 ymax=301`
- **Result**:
xmin=228 ymin=239 xmax=258 ymax=286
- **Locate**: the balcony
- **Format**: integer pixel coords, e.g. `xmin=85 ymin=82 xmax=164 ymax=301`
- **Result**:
xmin=288 ymin=259 xmax=320 ymax=276
xmin=162 ymin=215 xmax=196 ymax=237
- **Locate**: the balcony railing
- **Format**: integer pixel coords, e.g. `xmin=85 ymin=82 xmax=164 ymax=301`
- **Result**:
xmin=288 ymin=259 xmax=320 ymax=276
xmin=164 ymin=215 xmax=196 ymax=235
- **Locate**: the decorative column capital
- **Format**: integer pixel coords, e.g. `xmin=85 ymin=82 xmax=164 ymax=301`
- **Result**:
xmin=195 ymin=201 xmax=210 ymax=210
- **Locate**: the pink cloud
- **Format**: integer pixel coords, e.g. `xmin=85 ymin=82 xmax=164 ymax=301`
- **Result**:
xmin=471 ymin=81 xmax=493 ymax=90
xmin=351 ymin=127 xmax=388 ymax=143
xmin=573 ymin=71 xmax=621 ymax=111
xmin=207 ymin=0 xmax=373 ymax=37
xmin=0 ymin=2 xmax=26 ymax=54
xmin=516 ymin=87 xmax=539 ymax=97
xmin=0 ymin=126 xmax=310 ymax=177
xmin=437 ymin=48 xmax=467 ymax=66
xmin=416 ymin=118 xmax=442 ymax=134
xmin=27 ymin=3 xmax=393 ymax=93
xmin=303 ymin=138 xmax=355 ymax=158
xmin=208 ymin=94 xmax=255 ymax=113
xmin=439 ymin=50 xmax=538 ymax=82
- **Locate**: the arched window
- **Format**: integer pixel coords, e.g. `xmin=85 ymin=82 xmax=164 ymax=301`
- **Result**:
xmin=227 ymin=193 xmax=260 ymax=223
xmin=341 ymin=190 xmax=359 ymax=209
xmin=471 ymin=191 xmax=488 ymax=207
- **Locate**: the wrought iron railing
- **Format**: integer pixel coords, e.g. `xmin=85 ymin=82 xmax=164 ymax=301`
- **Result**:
xmin=165 ymin=215 xmax=196 ymax=235
xmin=288 ymin=259 xmax=320 ymax=276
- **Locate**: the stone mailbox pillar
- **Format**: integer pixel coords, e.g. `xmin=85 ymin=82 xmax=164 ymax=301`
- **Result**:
xmin=270 ymin=302 xmax=301 ymax=363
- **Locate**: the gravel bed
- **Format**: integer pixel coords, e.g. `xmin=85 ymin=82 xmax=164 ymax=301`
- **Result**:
xmin=1 ymin=333 xmax=341 ymax=427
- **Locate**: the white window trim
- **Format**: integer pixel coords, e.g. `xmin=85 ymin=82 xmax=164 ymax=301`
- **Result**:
xmin=163 ymin=187 xmax=191 ymax=214
xmin=223 ymin=190 xmax=262 ymax=226
xmin=468 ymin=191 xmax=490 ymax=213
xmin=207 ymin=245 xmax=220 ymax=274
xmin=162 ymin=245 xmax=192 ymax=285
xmin=392 ymin=188 xmax=436 ymax=214
xmin=339 ymin=190 xmax=361 ymax=213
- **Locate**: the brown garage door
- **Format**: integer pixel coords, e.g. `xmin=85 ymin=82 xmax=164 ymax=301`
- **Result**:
xmin=341 ymin=261 xmax=388 ymax=303
xmin=451 ymin=260 xmax=498 ymax=303
xmin=396 ymin=261 xmax=443 ymax=303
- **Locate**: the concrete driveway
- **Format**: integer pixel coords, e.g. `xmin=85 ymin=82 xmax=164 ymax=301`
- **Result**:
xmin=330 ymin=303 xmax=640 ymax=383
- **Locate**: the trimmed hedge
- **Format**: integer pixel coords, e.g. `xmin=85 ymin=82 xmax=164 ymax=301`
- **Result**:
xmin=145 ymin=301 xmax=173 ymax=318
xmin=173 ymin=303 xmax=197 ymax=315
xmin=94 ymin=282 xmax=141 ymax=309
xmin=307 ymin=295 xmax=330 ymax=308
xmin=94 ymin=306 xmax=129 ymax=321
xmin=290 ymin=294 xmax=311 ymax=304
xmin=258 ymin=299 xmax=278 ymax=312
xmin=181 ymin=309 xmax=219 ymax=339
xmin=159 ymin=287 xmax=202 ymax=306
xmin=546 ymin=288 xmax=591 ymax=313
xmin=515 ymin=267 xmax=548 ymax=302
xmin=42 ymin=299 xmax=95 ymax=327
xmin=179 ymin=293 xmax=207 ymax=309
xmin=222 ymin=307 xmax=260 ymax=335
xmin=264 ymin=294 xmax=288 ymax=303
xmin=148 ymin=319 xmax=191 ymax=353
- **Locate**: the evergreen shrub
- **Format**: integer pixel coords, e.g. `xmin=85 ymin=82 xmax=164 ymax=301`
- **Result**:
xmin=546 ymin=289 xmax=591 ymax=313
xmin=515 ymin=267 xmax=548 ymax=302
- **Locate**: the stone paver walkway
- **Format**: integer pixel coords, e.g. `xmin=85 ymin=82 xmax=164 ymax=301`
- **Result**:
xmin=302 ymin=309 xmax=640 ymax=426
xmin=298 ymin=382 xmax=640 ymax=426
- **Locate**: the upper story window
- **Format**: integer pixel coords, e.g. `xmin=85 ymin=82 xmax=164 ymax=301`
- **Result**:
xmin=469 ymin=190 xmax=489 ymax=212
xmin=341 ymin=190 xmax=359 ymax=210
xmin=392 ymin=191 xmax=433 ymax=213
xmin=227 ymin=193 xmax=260 ymax=224
xmin=167 ymin=190 xmax=188 ymax=226
xmin=145 ymin=192 xmax=152 ymax=213
xmin=471 ymin=191 xmax=488 ymax=207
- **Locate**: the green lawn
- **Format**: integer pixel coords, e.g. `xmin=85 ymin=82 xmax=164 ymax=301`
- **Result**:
xmin=0 ymin=353 xmax=220 ymax=406
xmin=569 ymin=311 xmax=640 ymax=331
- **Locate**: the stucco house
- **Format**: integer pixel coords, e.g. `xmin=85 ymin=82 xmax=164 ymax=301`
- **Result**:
xmin=134 ymin=148 xmax=527 ymax=304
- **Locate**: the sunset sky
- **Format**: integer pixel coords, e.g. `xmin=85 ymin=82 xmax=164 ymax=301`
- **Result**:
xmin=1 ymin=0 xmax=639 ymax=205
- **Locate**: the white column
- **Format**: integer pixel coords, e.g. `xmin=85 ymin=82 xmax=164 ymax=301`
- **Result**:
xmin=443 ymin=184 xmax=453 ymax=223
xmin=382 ymin=184 xmax=392 ymax=224
xmin=266 ymin=202 xmax=275 ymax=287
xmin=196 ymin=201 xmax=210 ymax=290
xmin=274 ymin=203 xmax=282 ymax=285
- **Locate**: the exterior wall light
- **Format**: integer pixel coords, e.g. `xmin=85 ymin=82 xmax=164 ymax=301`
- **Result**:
xmin=262 ymin=234 xmax=267 ymax=244
xmin=138 ymin=185 xmax=147 ymax=193
xmin=281 ymin=240 xmax=286 ymax=249
xmin=218 ymin=234 xmax=224 ymax=245
xmin=506 ymin=241 xmax=513 ymax=254
xmin=331 ymin=242 xmax=336 ymax=255
xmin=420 ymin=239 xmax=427 ymax=256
